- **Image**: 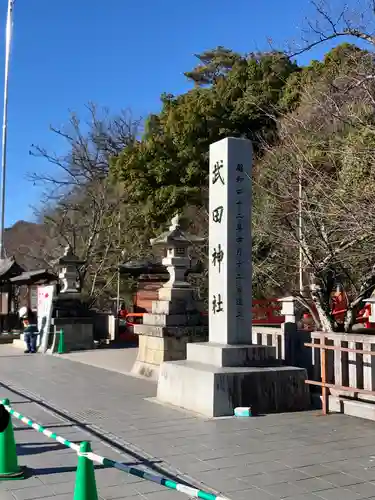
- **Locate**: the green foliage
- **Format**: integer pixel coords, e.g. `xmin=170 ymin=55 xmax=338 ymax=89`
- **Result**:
xmin=184 ymin=46 xmax=244 ymax=86
xmin=112 ymin=48 xmax=299 ymax=227
xmin=110 ymin=42 xmax=375 ymax=303
xmin=35 ymin=41 xmax=375 ymax=316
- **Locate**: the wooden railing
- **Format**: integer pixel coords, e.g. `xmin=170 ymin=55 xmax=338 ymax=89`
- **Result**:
xmin=305 ymin=332 xmax=375 ymax=414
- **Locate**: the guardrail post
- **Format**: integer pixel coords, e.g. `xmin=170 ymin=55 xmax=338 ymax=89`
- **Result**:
xmin=0 ymin=399 xmax=25 ymax=479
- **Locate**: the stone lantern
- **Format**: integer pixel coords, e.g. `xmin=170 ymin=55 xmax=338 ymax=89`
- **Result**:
xmin=150 ymin=213 xmax=205 ymax=293
xmin=48 ymin=246 xmax=93 ymax=353
xmin=131 ymin=214 xmax=208 ymax=380
xmin=56 ymin=245 xmax=84 ymax=295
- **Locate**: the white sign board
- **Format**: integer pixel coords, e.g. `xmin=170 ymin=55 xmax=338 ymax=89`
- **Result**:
xmin=37 ymin=285 xmax=55 ymax=352
xmin=208 ymin=137 xmax=252 ymax=344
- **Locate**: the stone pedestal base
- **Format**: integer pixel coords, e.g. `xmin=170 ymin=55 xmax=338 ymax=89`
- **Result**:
xmin=132 ymin=285 xmax=208 ymax=379
xmin=157 ymin=360 xmax=309 ymax=417
xmin=187 ymin=342 xmax=279 ymax=367
xmin=12 ymin=317 xmax=93 ymax=353
xmin=132 ymin=326 xmax=208 ymax=380
xmin=48 ymin=318 xmax=94 ymax=353
xmin=156 ymin=342 xmax=310 ymax=417
xmin=53 ymin=293 xmax=89 ymax=318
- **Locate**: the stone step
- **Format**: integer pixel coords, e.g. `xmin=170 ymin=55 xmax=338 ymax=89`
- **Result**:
xmin=157 ymin=359 xmax=310 ymax=417
xmin=187 ymin=342 xmax=280 ymax=367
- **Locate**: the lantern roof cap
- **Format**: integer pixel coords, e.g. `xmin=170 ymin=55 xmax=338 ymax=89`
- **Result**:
xmin=150 ymin=213 xmax=205 ymax=248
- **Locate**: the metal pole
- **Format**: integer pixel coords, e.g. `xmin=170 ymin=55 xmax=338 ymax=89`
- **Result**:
xmin=298 ymin=165 xmax=303 ymax=295
xmin=116 ymin=216 xmax=121 ymax=313
xmin=0 ymin=0 xmax=14 ymax=260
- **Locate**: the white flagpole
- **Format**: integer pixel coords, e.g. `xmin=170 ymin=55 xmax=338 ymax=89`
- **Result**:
xmin=298 ymin=165 xmax=303 ymax=295
xmin=0 ymin=0 xmax=15 ymax=260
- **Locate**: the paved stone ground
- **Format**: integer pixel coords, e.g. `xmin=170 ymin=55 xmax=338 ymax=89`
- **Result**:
xmin=2 ymin=346 xmax=375 ymax=499
xmin=61 ymin=346 xmax=138 ymax=376
xmin=0 ymin=386 xmax=179 ymax=500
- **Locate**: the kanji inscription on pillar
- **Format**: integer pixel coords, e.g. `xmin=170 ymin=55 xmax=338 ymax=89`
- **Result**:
xmin=209 ymin=137 xmax=252 ymax=344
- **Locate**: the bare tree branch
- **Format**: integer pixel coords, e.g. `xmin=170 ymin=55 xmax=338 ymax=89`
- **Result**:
xmin=28 ymin=104 xmax=151 ymax=308
xmin=289 ymin=0 xmax=375 ymax=57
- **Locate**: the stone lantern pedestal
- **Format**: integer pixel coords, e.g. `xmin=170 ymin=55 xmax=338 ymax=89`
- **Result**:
xmin=48 ymin=246 xmax=94 ymax=353
xmin=131 ymin=215 xmax=208 ymax=380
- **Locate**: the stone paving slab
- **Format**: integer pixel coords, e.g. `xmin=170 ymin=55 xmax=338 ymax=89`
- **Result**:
xmin=2 ymin=345 xmax=375 ymax=499
xmin=61 ymin=347 xmax=138 ymax=376
xmin=0 ymin=386 xmax=186 ymax=500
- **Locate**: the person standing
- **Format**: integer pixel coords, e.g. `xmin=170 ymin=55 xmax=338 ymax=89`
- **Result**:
xmin=19 ymin=306 xmax=38 ymax=354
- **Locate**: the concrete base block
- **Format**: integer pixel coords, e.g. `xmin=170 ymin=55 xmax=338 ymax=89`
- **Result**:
xmin=131 ymin=330 xmax=208 ymax=380
xmin=49 ymin=319 xmax=94 ymax=353
xmin=13 ymin=322 xmax=94 ymax=353
xmin=157 ymin=360 xmax=310 ymax=417
xmin=329 ymin=395 xmax=375 ymax=421
xmin=131 ymin=360 xmax=160 ymax=381
xmin=187 ymin=342 xmax=278 ymax=367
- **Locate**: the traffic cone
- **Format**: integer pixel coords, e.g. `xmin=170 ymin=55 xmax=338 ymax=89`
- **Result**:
xmin=0 ymin=399 xmax=25 ymax=480
xmin=74 ymin=441 xmax=98 ymax=500
xmin=57 ymin=329 xmax=65 ymax=354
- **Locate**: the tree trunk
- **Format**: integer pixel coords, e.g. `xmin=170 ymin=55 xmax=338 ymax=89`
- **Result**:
xmin=309 ymin=274 xmax=335 ymax=332
xmin=312 ymin=297 xmax=333 ymax=332
xmin=344 ymin=308 xmax=355 ymax=333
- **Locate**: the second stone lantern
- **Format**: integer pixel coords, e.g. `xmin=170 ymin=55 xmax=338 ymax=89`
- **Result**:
xmin=131 ymin=214 xmax=208 ymax=380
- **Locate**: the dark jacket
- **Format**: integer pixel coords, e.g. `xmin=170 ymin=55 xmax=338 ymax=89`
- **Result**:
xmin=23 ymin=324 xmax=38 ymax=335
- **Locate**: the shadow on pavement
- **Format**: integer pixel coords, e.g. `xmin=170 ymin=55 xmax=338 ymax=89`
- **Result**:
xmin=1 ymin=381 xmax=201 ymax=490
xmin=14 ymin=423 xmax=76 ymax=431
xmin=17 ymin=442 xmax=67 ymax=456
xmin=32 ymin=464 xmax=111 ymax=475
xmin=32 ymin=460 xmax=157 ymax=476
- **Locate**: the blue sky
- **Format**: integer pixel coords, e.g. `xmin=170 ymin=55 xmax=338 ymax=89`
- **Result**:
xmin=0 ymin=0 xmax=360 ymax=226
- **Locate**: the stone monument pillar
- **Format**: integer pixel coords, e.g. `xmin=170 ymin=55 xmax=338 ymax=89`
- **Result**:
xmin=156 ymin=137 xmax=309 ymax=417
xmin=48 ymin=246 xmax=94 ymax=353
xmin=131 ymin=215 xmax=208 ymax=380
